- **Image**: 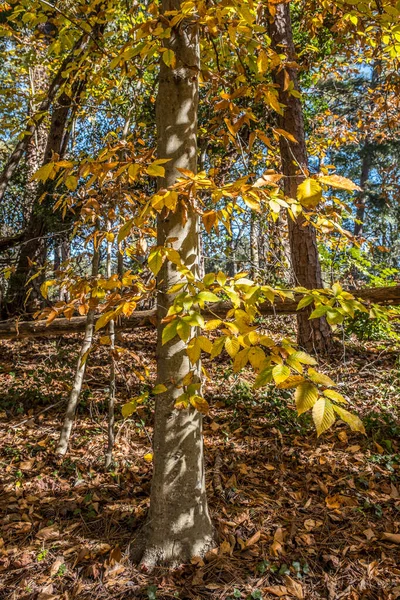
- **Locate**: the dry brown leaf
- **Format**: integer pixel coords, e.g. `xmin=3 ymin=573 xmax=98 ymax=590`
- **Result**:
xmin=36 ymin=525 xmax=60 ymax=541
xmin=219 ymin=540 xmax=231 ymax=554
xmin=285 ymin=575 xmax=304 ymax=599
xmin=363 ymin=528 xmax=376 ymax=541
xmin=49 ymin=557 xmax=64 ymax=577
xmin=245 ymin=531 xmax=261 ymax=547
xmin=264 ymin=585 xmax=288 ymax=597
xmin=382 ymin=532 xmax=400 ymax=544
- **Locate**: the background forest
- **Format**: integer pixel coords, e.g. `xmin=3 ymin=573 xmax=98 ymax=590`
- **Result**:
xmin=0 ymin=0 xmax=399 ymax=598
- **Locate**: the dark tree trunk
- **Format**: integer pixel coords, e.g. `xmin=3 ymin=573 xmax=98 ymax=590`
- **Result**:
xmin=4 ymin=90 xmax=76 ymax=316
xmin=354 ymin=147 xmax=372 ymax=237
xmin=268 ymin=2 xmax=332 ymax=354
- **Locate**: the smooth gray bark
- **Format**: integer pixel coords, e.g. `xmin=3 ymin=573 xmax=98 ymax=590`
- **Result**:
xmin=56 ymin=246 xmax=100 ymax=456
xmin=105 ymin=222 xmax=116 ymax=470
xmin=136 ymin=0 xmax=214 ymax=568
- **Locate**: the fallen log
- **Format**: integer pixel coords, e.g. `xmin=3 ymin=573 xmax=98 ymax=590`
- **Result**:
xmin=0 ymin=286 xmax=399 ymax=340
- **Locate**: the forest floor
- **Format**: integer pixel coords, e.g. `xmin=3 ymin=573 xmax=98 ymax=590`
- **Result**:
xmin=0 ymin=318 xmax=399 ymax=600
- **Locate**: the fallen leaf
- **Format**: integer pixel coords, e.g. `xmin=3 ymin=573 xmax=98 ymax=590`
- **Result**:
xmin=245 ymin=531 xmax=261 ymax=547
xmin=264 ymin=585 xmax=288 ymax=597
xmin=382 ymin=532 xmax=400 ymax=544
xmin=285 ymin=575 xmax=304 ymax=599
xmin=363 ymin=528 xmax=376 ymax=541
xmin=49 ymin=557 xmax=65 ymax=577
xmin=37 ymin=525 xmax=60 ymax=541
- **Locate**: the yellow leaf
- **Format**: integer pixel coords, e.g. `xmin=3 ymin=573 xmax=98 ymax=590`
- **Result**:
xmin=233 ymin=348 xmax=249 ymax=372
xmin=297 ymin=178 xmax=322 ymax=208
xmin=272 ymin=364 xmax=290 ymax=384
xmin=65 ymin=175 xmax=78 ymax=191
xmin=290 ymin=351 xmax=317 ymax=365
xmin=148 ymin=247 xmax=164 ymax=276
xmin=144 ymin=453 xmax=153 ymax=462
xmin=277 ymin=375 xmax=305 ymax=389
xmin=257 ymin=50 xmax=269 ymax=74
xmin=312 ymin=397 xmax=335 ymax=436
xmin=128 ymin=163 xmax=140 ymax=181
xmin=122 ymin=399 xmax=137 ymax=417
xmin=32 ymin=162 xmax=55 ymax=182
xmin=198 ymin=336 xmax=213 ymax=353
xmin=187 ymin=338 xmax=201 ymax=364
xmin=308 ymin=368 xmax=336 ymax=387
xmin=274 ymin=128 xmax=298 ymax=144
xmin=118 ymin=219 xmax=134 ymax=244
xmin=40 ymin=279 xmax=56 ymax=299
xmin=333 ymin=405 xmax=365 ymax=434
xmin=318 ymin=174 xmax=361 ymax=192
xmin=295 ymin=382 xmax=319 ymax=415
xmin=146 ymin=162 xmax=165 ymax=178
xmin=210 ymin=336 xmax=225 ymax=358
xmin=225 ymin=337 xmax=240 ymax=358
xmin=190 ymin=395 xmax=209 ymax=414
xmin=153 ymin=384 xmax=167 ymax=395
xmin=95 ymin=311 xmax=115 ymax=332
xmin=248 ymin=347 xmax=266 ymax=370
xmin=323 ymin=389 xmax=347 ymax=404
xmin=163 ymin=48 xmax=176 ymax=68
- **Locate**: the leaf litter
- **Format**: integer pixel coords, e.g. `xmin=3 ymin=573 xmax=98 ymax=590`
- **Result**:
xmin=0 ymin=320 xmax=399 ymax=600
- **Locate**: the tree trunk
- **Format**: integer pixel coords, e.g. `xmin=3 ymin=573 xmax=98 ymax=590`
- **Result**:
xmin=56 ymin=245 xmax=100 ymax=456
xmin=354 ymin=147 xmax=372 ymax=237
xmin=250 ymin=212 xmax=260 ymax=279
xmin=0 ymin=33 xmax=87 ymax=202
xmin=4 ymin=88 xmax=78 ymax=317
xmin=105 ymin=221 xmax=116 ymax=470
xmin=268 ymin=2 xmax=332 ymax=354
xmin=136 ymin=0 xmax=214 ymax=568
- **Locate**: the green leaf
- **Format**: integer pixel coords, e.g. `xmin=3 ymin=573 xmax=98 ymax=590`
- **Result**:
xmin=332 ymin=405 xmax=366 ymax=434
xmin=152 ymin=384 xmax=167 ymax=395
xmin=296 ymin=178 xmax=322 ymax=208
xmin=295 ymin=382 xmax=318 ymax=415
xmin=197 ymin=291 xmax=220 ymax=303
xmin=297 ymin=295 xmax=314 ymax=310
xmin=162 ymin=319 xmax=178 ymax=345
xmin=309 ymin=304 xmax=329 ymax=319
xmin=254 ymin=366 xmax=273 ymax=388
xmin=177 ymin=319 xmax=191 ymax=341
xmin=122 ymin=399 xmax=137 ymax=418
xmin=312 ymin=397 xmax=335 ymax=436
